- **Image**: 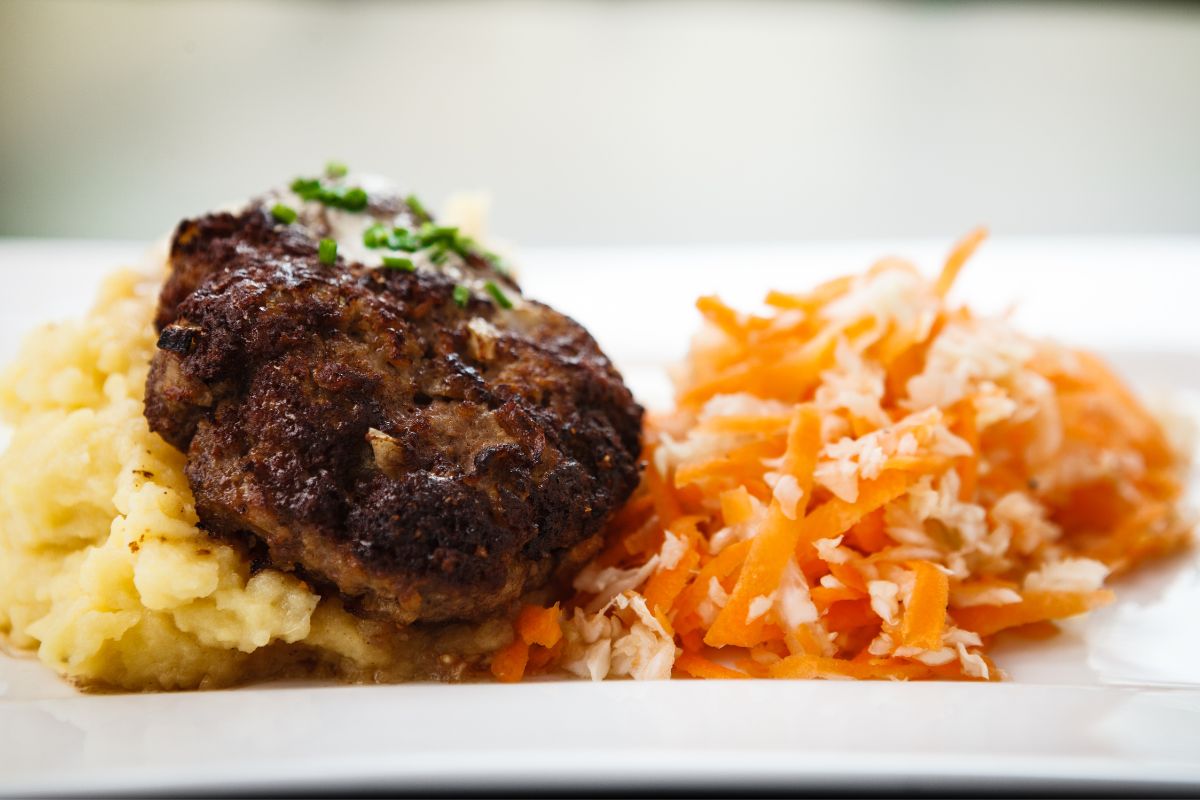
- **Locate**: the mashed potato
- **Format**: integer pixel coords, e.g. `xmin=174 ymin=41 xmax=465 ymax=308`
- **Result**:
xmin=0 ymin=268 xmax=509 ymax=690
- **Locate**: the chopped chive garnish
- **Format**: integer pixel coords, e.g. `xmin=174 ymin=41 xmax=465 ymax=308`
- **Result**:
xmin=270 ymin=203 xmax=297 ymax=224
xmin=420 ymin=224 xmax=459 ymax=246
xmin=381 ymin=255 xmax=415 ymax=271
xmin=316 ymin=196 xmax=508 ymax=274
xmin=388 ymin=228 xmax=417 ymax=251
xmin=452 ymin=284 xmax=470 ymax=308
xmin=363 ymin=222 xmax=389 ymax=248
xmin=291 ymin=177 xmax=321 ymax=196
xmin=483 ymin=281 xmax=514 ymax=309
xmin=318 ymin=238 xmax=337 ymax=265
xmin=485 ymin=251 xmax=511 ymax=278
xmin=325 ymin=161 xmax=348 ymax=179
xmin=341 ymin=186 xmax=368 ymax=210
xmin=405 ymin=194 xmax=431 ymax=223
xmin=290 ymin=173 xmax=368 ymax=211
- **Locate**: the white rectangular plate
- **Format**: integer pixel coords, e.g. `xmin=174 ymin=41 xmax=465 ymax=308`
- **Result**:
xmin=1 ymin=238 xmax=1198 ymax=796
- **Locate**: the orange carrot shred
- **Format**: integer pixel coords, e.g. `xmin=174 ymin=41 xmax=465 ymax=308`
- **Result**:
xmin=900 ymin=561 xmax=950 ymax=650
xmin=516 ymin=604 xmax=563 ymax=648
xmin=644 ymin=457 xmax=683 ymax=526
xmin=494 ymin=232 xmax=1189 ymax=684
xmin=720 ymin=486 xmax=755 ymax=526
xmin=952 ymin=398 xmax=979 ymax=501
xmin=675 ymin=651 xmax=751 ymax=679
xmin=673 ymin=540 xmax=752 ymax=635
xmin=643 ymin=547 xmax=700 ymax=613
xmin=823 ymin=599 xmax=879 ymax=631
xmin=526 ymin=639 xmax=564 ymax=672
xmin=845 ymin=509 xmax=888 ymax=552
xmin=935 ymin=226 xmax=987 ymax=298
xmin=696 ymin=295 xmax=749 ymax=340
xmin=705 ymin=407 xmax=822 ymax=648
xmin=953 ymin=590 xmax=1114 ymax=637
xmin=770 ymin=653 xmax=931 ymax=681
xmin=810 ymin=585 xmax=863 ymax=610
xmin=795 ymin=471 xmax=921 ymax=555
xmin=490 ymin=638 xmax=529 ymax=683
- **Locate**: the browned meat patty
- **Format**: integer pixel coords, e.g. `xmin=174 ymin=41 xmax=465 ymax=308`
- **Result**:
xmin=144 ymin=183 xmax=642 ymax=626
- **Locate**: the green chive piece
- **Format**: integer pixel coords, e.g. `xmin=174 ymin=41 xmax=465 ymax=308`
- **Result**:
xmin=318 ymin=238 xmax=338 ymax=265
xmin=325 ymin=161 xmax=348 ymax=179
xmin=483 ymin=281 xmax=514 ymax=309
xmin=421 ymin=224 xmax=458 ymax=244
xmin=452 ymin=284 xmax=470 ymax=308
xmin=485 ymin=251 xmax=511 ymax=277
xmin=363 ymin=222 xmax=389 ymax=248
xmin=381 ymin=255 xmax=415 ymax=271
xmin=291 ymin=177 xmax=321 ymax=198
xmin=406 ymin=194 xmax=430 ymax=222
xmin=388 ymin=228 xmax=416 ymax=251
xmin=271 ymin=203 xmax=297 ymax=224
xmin=341 ymin=186 xmax=368 ymax=211
xmin=289 ymin=174 xmax=368 ymax=211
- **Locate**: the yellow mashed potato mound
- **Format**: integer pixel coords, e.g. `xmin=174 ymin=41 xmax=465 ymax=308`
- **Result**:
xmin=0 ymin=269 xmax=509 ymax=690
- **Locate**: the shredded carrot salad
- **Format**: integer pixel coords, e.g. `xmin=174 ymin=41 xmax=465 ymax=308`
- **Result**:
xmin=493 ymin=230 xmax=1194 ymax=682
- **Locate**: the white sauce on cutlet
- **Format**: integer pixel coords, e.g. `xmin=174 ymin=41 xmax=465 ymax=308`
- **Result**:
xmin=256 ymin=172 xmax=524 ymax=309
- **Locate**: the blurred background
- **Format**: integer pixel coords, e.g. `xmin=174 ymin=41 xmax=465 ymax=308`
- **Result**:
xmin=1 ymin=0 xmax=1198 ymax=246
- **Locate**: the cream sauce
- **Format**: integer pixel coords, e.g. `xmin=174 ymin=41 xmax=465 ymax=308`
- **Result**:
xmin=257 ymin=173 xmax=523 ymax=309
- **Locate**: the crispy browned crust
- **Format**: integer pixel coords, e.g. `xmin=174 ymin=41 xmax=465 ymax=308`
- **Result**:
xmin=144 ymin=206 xmax=642 ymax=625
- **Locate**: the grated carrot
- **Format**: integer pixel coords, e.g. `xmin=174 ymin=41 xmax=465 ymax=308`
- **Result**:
xmin=953 ymin=590 xmax=1115 ymax=637
xmin=525 ymin=643 xmax=560 ymax=672
xmin=675 ymin=651 xmax=751 ymax=679
xmin=505 ymin=231 xmax=1191 ymax=684
xmin=673 ymin=540 xmax=753 ymax=636
xmin=794 ymin=471 xmax=920 ymax=553
xmin=952 ymin=399 xmax=979 ymax=501
xmin=900 ymin=561 xmax=950 ymax=650
xmin=720 ymin=486 xmax=755 ymax=526
xmin=770 ymin=654 xmax=932 ymax=681
xmin=695 ymin=295 xmax=746 ymax=338
xmin=705 ymin=407 xmax=821 ymax=648
xmin=935 ymin=227 xmax=988 ymax=298
xmin=643 ymin=547 xmax=700 ymax=613
xmin=1005 ymin=620 xmax=1062 ymax=641
xmin=810 ymin=585 xmax=863 ymax=610
xmin=823 ymin=599 xmax=879 ymax=631
xmin=490 ymin=638 xmax=529 ymax=683
xmin=845 ymin=509 xmax=889 ymax=552
xmin=785 ymin=623 xmax=828 ymax=655
xmin=516 ymin=603 xmax=563 ymax=648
